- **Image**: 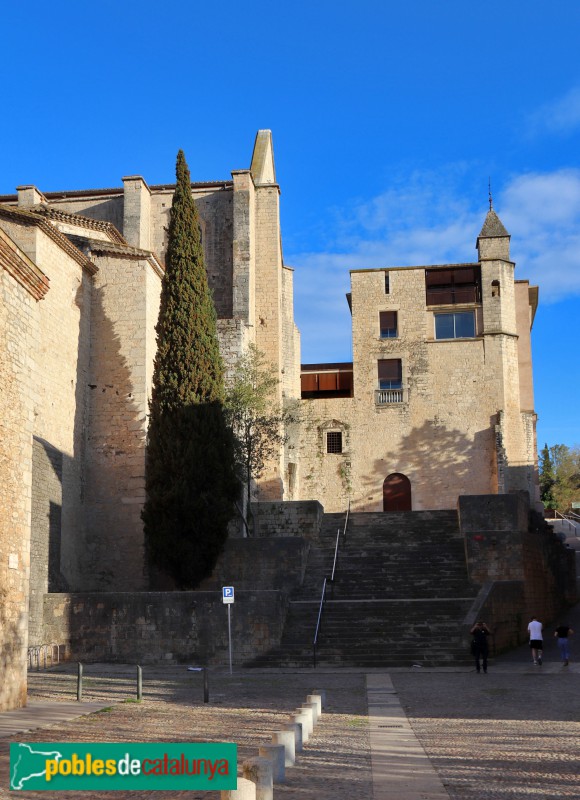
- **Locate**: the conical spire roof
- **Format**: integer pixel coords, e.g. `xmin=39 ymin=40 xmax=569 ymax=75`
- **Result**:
xmin=478 ymin=208 xmax=509 ymax=238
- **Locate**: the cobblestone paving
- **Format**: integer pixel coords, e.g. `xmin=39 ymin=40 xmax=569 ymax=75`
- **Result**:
xmin=0 ymin=667 xmax=372 ymax=800
xmin=2 ymin=663 xmax=580 ymax=799
xmin=392 ymin=670 xmax=580 ymax=800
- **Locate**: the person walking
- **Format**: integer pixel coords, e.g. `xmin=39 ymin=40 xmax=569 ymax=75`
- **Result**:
xmin=470 ymin=621 xmax=491 ymax=674
xmin=528 ymin=616 xmax=543 ymax=666
xmin=554 ymin=623 xmax=574 ymax=666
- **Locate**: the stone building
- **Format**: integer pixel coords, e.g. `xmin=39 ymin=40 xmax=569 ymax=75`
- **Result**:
xmin=0 ymin=131 xmax=300 ymax=709
xmin=0 ymin=129 xmax=539 ymax=710
xmin=295 ymin=208 xmax=539 ymax=512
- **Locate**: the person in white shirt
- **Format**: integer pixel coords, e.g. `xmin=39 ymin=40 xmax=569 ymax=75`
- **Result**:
xmin=527 ymin=616 xmax=543 ymax=666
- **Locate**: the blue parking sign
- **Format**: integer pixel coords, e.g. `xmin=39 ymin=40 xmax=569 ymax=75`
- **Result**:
xmin=222 ymin=586 xmax=234 ymax=604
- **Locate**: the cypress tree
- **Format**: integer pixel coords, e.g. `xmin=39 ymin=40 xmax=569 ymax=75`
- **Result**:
xmin=142 ymin=150 xmax=240 ymax=588
xmin=539 ymin=443 xmax=556 ymax=510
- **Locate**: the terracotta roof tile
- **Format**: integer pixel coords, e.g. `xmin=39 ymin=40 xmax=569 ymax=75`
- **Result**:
xmin=0 ymin=227 xmax=49 ymax=300
xmin=0 ymin=205 xmax=98 ymax=276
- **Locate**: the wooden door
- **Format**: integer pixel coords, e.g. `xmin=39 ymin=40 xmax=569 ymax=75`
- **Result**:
xmin=383 ymin=473 xmax=411 ymax=511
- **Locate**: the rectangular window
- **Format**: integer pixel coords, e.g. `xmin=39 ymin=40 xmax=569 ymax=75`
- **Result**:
xmin=326 ymin=431 xmax=343 ymax=454
xmin=384 ymin=272 xmax=390 ymax=294
xmin=434 ymin=311 xmax=475 ymax=339
xmin=379 ymin=311 xmax=398 ymax=338
xmin=378 ymin=358 xmax=402 ymax=389
xmin=425 ymin=266 xmax=481 ymax=306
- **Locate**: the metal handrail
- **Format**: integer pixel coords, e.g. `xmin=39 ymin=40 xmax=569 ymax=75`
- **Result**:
xmin=331 ymin=528 xmax=341 ymax=583
xmin=331 ymin=500 xmax=350 ymax=584
xmin=553 ymin=510 xmax=580 ymax=537
xmin=313 ymin=577 xmax=327 ymax=668
xmin=313 ymin=502 xmax=350 ymax=667
xmin=344 ymin=500 xmax=350 ymax=539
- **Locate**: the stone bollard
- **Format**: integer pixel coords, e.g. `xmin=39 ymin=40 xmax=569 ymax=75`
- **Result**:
xmin=272 ymin=729 xmax=295 ymax=766
xmin=307 ymin=693 xmax=323 ymax=717
xmin=259 ymin=744 xmax=286 ymax=783
xmin=221 ymin=777 xmax=256 ymax=800
xmin=311 ymin=689 xmax=327 ymax=709
xmin=301 ymin=701 xmax=319 ymax=725
xmin=292 ymin=711 xmax=311 ymax=742
xmin=285 ymin=722 xmax=303 ymax=753
xmin=242 ymin=756 xmax=273 ymax=800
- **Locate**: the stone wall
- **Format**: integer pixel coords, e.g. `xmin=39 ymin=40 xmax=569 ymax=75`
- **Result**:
xmin=197 ymin=538 xmax=309 ymax=594
xmin=0 ymin=238 xmax=40 ymax=710
xmin=253 ymin=181 xmax=284 ymax=500
xmin=465 ymin=582 xmax=529 ymax=654
xmin=83 ymin=254 xmax=161 ymax=591
xmin=251 ymin=501 xmax=324 ymax=541
xmin=461 ymin=494 xmax=577 ymax=653
xmin=42 ymin=591 xmax=287 ymax=666
xmin=29 ymin=437 xmax=65 ymax=647
xmin=461 ymin=493 xmax=529 ymax=584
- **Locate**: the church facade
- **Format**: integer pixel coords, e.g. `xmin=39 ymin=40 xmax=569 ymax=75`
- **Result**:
xmin=0 ymin=131 xmax=538 ymax=710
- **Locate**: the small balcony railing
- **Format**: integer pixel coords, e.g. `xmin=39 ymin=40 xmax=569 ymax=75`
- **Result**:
xmin=375 ymin=388 xmax=404 ymax=404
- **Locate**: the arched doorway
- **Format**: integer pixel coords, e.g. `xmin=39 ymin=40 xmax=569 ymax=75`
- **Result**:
xmin=383 ymin=473 xmax=412 ymax=511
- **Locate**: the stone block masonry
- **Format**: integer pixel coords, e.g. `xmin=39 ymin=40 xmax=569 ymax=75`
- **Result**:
xmin=197 ymin=537 xmax=309 ymax=595
xmin=461 ymin=493 xmax=577 ymax=652
xmin=29 ymin=437 xmax=65 ymax=647
xmin=251 ymin=500 xmax=324 ymax=541
xmin=41 ymin=590 xmax=287 ymax=666
xmin=83 ymin=252 xmax=161 ymax=591
xmin=0 ymin=231 xmax=46 ymax=710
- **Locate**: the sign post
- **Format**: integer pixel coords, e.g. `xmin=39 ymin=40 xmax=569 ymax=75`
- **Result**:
xmin=222 ymin=586 xmax=234 ymax=674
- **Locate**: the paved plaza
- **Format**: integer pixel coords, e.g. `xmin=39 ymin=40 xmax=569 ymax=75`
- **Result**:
xmin=1 ymin=615 xmax=579 ymax=800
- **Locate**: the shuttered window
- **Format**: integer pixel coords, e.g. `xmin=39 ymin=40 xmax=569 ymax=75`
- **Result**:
xmin=379 ymin=311 xmax=398 ymax=338
xmin=378 ymin=359 xmax=402 ymax=389
xmin=425 ymin=266 xmax=481 ymax=306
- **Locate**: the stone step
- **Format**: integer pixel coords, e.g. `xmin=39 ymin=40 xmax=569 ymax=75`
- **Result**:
xmin=247 ymin=508 xmax=476 ymax=669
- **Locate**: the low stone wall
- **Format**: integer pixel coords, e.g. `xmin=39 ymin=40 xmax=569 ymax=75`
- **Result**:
xmin=42 ymin=590 xmax=287 ymax=666
xmin=197 ymin=537 xmax=308 ymax=593
xmin=460 ymin=493 xmax=577 ymax=651
xmin=465 ymin=582 xmax=528 ymax=654
xmin=251 ymin=500 xmax=324 ymax=540
xmin=460 ymin=493 xmax=529 ymax=583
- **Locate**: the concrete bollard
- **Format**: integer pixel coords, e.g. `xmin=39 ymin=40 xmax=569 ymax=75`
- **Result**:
xmin=285 ymin=721 xmax=303 ymax=753
xmin=301 ymin=701 xmax=319 ymax=725
xmin=242 ymin=757 xmax=273 ymax=800
xmin=272 ymin=729 xmax=295 ymax=766
xmin=259 ymin=744 xmax=286 ymax=783
xmin=311 ymin=689 xmax=327 ymax=709
xmin=307 ymin=693 xmax=323 ymax=717
xmin=221 ymin=777 xmax=256 ymax=800
xmin=292 ymin=711 xmax=311 ymax=742
xmin=296 ymin=706 xmax=314 ymax=736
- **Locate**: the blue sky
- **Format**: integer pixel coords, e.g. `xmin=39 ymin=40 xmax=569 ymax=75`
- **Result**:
xmin=2 ymin=0 xmax=579 ymax=449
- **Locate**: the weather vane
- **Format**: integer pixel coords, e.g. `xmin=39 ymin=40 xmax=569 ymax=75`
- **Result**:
xmin=488 ymin=178 xmax=493 ymax=211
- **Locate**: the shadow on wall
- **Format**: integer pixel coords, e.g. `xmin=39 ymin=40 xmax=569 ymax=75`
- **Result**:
xmin=83 ymin=284 xmax=145 ymax=591
xmin=28 ymin=438 xmax=69 ymax=647
xmin=358 ymin=419 xmax=494 ymax=510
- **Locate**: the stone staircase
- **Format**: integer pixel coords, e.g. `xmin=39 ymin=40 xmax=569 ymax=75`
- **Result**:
xmin=249 ymin=510 xmax=479 ymax=667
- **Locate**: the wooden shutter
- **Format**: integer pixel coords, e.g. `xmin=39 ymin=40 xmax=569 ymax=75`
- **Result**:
xmin=378 ymin=359 xmax=402 ymax=382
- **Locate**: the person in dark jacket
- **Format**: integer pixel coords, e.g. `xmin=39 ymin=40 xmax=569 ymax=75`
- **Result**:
xmin=554 ymin=623 xmax=574 ymax=666
xmin=470 ymin=621 xmax=491 ymax=674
